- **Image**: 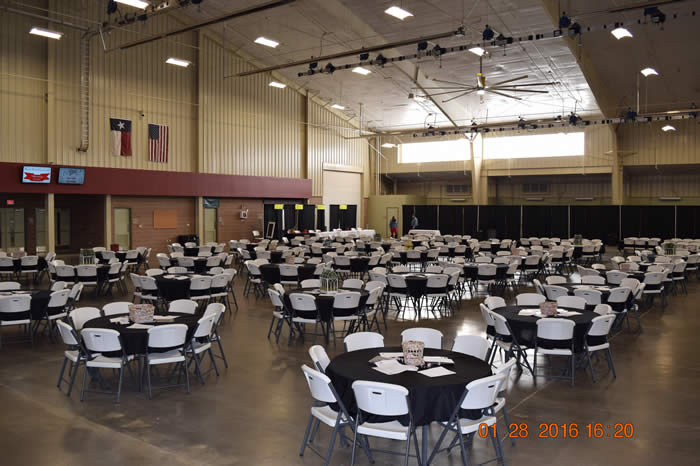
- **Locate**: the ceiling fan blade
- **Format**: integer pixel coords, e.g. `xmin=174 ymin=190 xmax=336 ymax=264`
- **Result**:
xmin=420 ymin=86 xmax=473 ymax=90
xmin=427 ymin=88 xmax=477 ymax=98
xmin=431 ymin=78 xmax=473 ymax=87
xmin=487 ymin=89 xmax=522 ymax=101
xmin=443 ymin=90 xmax=476 ymax=103
xmin=493 ymin=88 xmax=550 ymax=94
xmin=488 ymin=75 xmax=529 ymax=87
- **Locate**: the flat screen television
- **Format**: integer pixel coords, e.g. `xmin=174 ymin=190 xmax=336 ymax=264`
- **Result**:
xmin=21 ymin=166 xmax=52 ymax=184
xmin=57 ymin=167 xmax=85 ymax=185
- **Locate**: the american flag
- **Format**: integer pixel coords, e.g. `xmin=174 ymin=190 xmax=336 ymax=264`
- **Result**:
xmin=148 ymin=123 xmax=169 ymax=163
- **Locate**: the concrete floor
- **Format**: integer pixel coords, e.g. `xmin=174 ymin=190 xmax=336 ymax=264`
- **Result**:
xmin=1 ymin=267 xmax=699 ymax=466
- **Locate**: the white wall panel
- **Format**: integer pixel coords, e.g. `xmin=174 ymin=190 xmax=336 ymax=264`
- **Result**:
xmin=618 ymin=119 xmax=700 ymax=166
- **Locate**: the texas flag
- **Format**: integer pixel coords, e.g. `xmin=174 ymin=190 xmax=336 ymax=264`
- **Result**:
xmin=110 ymin=118 xmax=132 ymax=156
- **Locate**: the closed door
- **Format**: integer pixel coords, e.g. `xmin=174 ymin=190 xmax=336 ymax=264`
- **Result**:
xmin=204 ymin=208 xmax=217 ymax=243
xmin=55 ymin=208 xmax=71 ymax=247
xmin=0 ymin=208 xmax=25 ymax=250
xmin=386 ymin=207 xmax=399 ymax=237
xmin=114 ymin=208 xmax=131 ymax=249
xmin=35 ymin=208 xmax=47 ymax=252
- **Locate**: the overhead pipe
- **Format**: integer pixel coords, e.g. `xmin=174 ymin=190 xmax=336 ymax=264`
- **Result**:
xmin=230 ymin=27 xmax=466 ymax=78
xmin=113 ymin=0 xmax=296 ymax=51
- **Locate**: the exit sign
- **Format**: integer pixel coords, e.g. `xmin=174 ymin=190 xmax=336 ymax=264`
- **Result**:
xmin=6 ymin=200 xmax=14 ymax=206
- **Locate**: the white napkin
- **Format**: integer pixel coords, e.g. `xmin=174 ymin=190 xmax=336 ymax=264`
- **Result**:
xmin=163 ymin=275 xmax=175 ymax=278
xmin=557 ymin=310 xmax=582 ymax=317
xmin=419 ymin=366 xmax=456 ymax=377
xmin=127 ymin=323 xmax=154 ymax=329
xmin=378 ymin=352 xmax=405 ymax=359
xmin=152 ymin=315 xmax=176 ymax=322
xmin=518 ymin=309 xmax=540 ymax=316
xmin=110 ymin=317 xmax=129 ymax=325
xmin=175 ymin=276 xmax=189 ymax=280
xmin=423 ymin=356 xmax=454 ymax=364
xmin=373 ymin=359 xmax=418 ymax=375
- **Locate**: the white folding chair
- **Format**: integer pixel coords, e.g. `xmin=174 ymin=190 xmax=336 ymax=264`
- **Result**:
xmin=556 ymin=295 xmax=586 ymax=310
xmin=308 ymin=345 xmax=331 ymax=373
xmin=583 ymin=314 xmax=617 ymax=383
xmin=515 ymin=293 xmax=546 ymax=306
xmin=68 ymin=307 xmax=101 ymax=331
xmin=343 ymin=331 xmax=384 ymax=352
xmin=185 ymin=312 xmax=220 ymax=384
xmin=56 ymin=320 xmax=87 ymax=396
xmin=168 ymin=299 xmax=198 ymax=315
xmin=0 ymin=295 xmax=33 ymax=348
xmin=79 ymin=328 xmax=133 ymax=402
xmin=33 ymin=289 xmax=70 ymax=342
xmin=102 ymin=302 xmax=131 ymax=316
xmin=451 ymin=334 xmax=489 ymax=360
xmin=534 ymin=318 xmax=576 ymax=386
xmin=400 ymin=327 xmax=443 ymax=349
xmin=145 ymin=324 xmax=190 ymax=399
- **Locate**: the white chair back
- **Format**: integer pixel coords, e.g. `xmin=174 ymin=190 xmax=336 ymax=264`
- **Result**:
xmin=400 ymin=327 xmax=443 ymax=349
xmin=452 ymin=335 xmax=490 ymax=360
xmin=344 ymin=332 xmax=385 ymax=352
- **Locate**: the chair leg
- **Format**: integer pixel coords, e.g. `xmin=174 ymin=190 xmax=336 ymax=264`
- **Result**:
xmin=116 ymin=366 xmax=124 ymax=403
xmin=57 ymin=357 xmax=69 ymax=389
xmin=299 ymin=413 xmax=314 ymax=456
xmin=207 ymin=347 xmax=219 ymax=376
xmin=606 ymin=348 xmax=617 ymax=378
xmin=80 ymin=364 xmax=88 ymax=401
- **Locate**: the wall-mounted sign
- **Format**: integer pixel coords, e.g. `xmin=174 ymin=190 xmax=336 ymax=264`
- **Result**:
xmin=6 ymin=200 xmax=14 ymax=206
xmin=295 ymin=204 xmax=304 ymax=210
xmin=203 ymin=197 xmax=219 ymax=209
xmin=339 ymin=204 xmax=348 ymax=210
xmin=316 ymin=205 xmax=325 ymax=210
xmin=273 ymin=204 xmax=284 ymax=210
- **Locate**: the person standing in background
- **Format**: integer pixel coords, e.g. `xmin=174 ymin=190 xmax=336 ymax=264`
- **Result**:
xmin=410 ymin=214 xmax=419 ymax=230
xmin=389 ymin=216 xmax=398 ymax=238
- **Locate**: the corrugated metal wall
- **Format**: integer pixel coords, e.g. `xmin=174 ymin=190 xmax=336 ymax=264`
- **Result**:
xmin=308 ymin=101 xmax=368 ymax=197
xmin=618 ymin=119 xmax=700 ymax=166
xmin=47 ymin=0 xmax=197 ymax=171
xmin=198 ymin=34 xmax=304 ymax=177
xmin=0 ymin=1 xmax=47 ymax=164
xmin=626 ymin=174 xmax=700 ymax=199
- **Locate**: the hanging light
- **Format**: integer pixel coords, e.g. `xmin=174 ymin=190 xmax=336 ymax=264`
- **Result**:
xmin=29 ymin=27 xmax=63 ymax=40
xmin=662 ymin=125 xmax=676 ymax=132
xmin=640 ymin=67 xmax=658 ymax=77
xmin=611 ymin=27 xmax=633 ymax=39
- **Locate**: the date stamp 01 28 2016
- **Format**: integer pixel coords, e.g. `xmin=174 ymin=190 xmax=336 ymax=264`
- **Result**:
xmin=478 ymin=423 xmax=635 ymax=439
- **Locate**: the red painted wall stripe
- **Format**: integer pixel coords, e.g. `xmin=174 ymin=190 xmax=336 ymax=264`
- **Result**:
xmin=0 ymin=163 xmax=312 ymax=199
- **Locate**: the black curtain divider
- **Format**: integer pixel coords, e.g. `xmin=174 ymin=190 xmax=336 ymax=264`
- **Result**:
xmin=677 ymin=206 xmax=700 ymax=238
xmin=622 ymin=205 xmax=674 ymax=240
xmin=316 ymin=208 xmax=326 ymax=231
xmin=437 ymin=205 xmax=464 ymax=235
xmin=571 ymin=206 xmax=620 ymax=244
xmin=402 ymin=205 xmax=415 ymax=232
xmin=329 ymin=205 xmax=341 ymax=230
xmin=478 ymin=205 xmax=520 ymax=240
xmin=263 ymin=205 xmax=284 ymax=239
xmin=413 ymin=205 xmax=438 ymax=230
xmin=300 ymin=205 xmax=315 ymax=232
xmin=522 ymin=205 xmax=568 ymax=238
xmin=283 ymin=205 xmax=296 ymax=232
xmin=340 ymin=205 xmax=358 ymax=229
xmin=463 ymin=206 xmax=479 ymax=237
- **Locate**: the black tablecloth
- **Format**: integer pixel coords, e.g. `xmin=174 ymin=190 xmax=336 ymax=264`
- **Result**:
xmin=11 ymin=257 xmax=48 ymax=273
xmin=462 ymin=263 xmax=508 ymax=280
xmin=169 ymin=258 xmax=208 ymax=274
xmin=96 ymin=252 xmax=143 ymax=265
xmin=398 ymin=251 xmax=428 ymax=265
xmin=326 ymin=347 xmax=492 ymax=426
xmin=492 ymin=305 xmax=597 ymax=352
xmin=350 ymin=257 xmax=371 ymax=274
xmin=284 ymin=288 xmax=369 ymax=322
xmin=404 ymin=275 xmax=428 ymax=299
xmin=155 ymin=276 xmax=191 ymax=300
xmin=0 ymin=290 xmax=50 ymax=321
xmin=83 ymin=312 xmax=201 ymax=355
xmin=559 ymin=284 xmax=613 ymax=303
xmin=259 ymin=264 xmax=316 ymax=285
xmin=184 ymin=246 xmax=214 ymax=257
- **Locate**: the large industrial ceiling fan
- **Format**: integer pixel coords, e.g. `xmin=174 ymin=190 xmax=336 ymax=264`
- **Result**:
xmin=422 ymin=56 xmax=559 ymax=103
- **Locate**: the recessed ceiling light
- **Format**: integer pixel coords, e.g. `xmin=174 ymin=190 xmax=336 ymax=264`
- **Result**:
xmin=331 ymin=104 xmax=345 ymax=110
xmin=352 ymin=66 xmax=371 ymax=75
xmin=384 ymin=6 xmax=413 ymax=20
xmin=268 ymin=81 xmax=286 ymax=88
xmin=477 ymin=89 xmax=485 ymax=95
xmin=254 ymin=36 xmax=279 ymax=48
xmin=29 ymin=27 xmax=63 ymax=40
xmin=115 ymin=0 xmax=149 ymax=9
xmin=381 ymin=143 xmax=397 ymax=148
xmin=611 ymin=27 xmax=633 ymax=40
xmin=662 ymin=125 xmax=676 ymax=132
xmin=641 ymin=67 xmax=658 ymax=77
xmin=468 ymin=46 xmax=486 ymax=56
xmin=166 ymin=57 xmax=191 ymax=67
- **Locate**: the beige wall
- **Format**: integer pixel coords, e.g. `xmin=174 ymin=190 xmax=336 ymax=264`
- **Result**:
xmin=0 ymin=1 xmax=368 ymax=200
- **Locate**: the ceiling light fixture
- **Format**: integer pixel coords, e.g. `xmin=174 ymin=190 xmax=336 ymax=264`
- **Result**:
xmin=268 ymin=81 xmax=286 ymax=88
xmin=641 ymin=67 xmax=658 ymax=77
xmin=29 ymin=27 xmax=63 ymax=40
xmin=611 ymin=27 xmax=633 ymax=39
xmin=331 ymin=104 xmax=345 ymax=110
xmin=662 ymin=125 xmax=676 ymax=132
xmin=352 ymin=66 xmax=371 ymax=75
xmin=381 ymin=143 xmax=397 ymax=148
xmin=468 ymin=46 xmax=486 ymax=56
xmin=115 ymin=0 xmax=149 ymax=9
xmin=384 ymin=6 xmax=413 ymax=20
xmin=254 ymin=36 xmax=279 ymax=48
xmin=166 ymin=57 xmax=191 ymax=67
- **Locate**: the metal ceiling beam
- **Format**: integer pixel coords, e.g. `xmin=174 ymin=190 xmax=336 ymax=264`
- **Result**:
xmin=231 ymin=28 xmax=464 ymax=78
xmin=113 ymin=0 xmax=296 ymax=51
xmin=0 ymin=5 xmax=89 ymax=31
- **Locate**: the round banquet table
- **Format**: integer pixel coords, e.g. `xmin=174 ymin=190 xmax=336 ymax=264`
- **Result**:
xmin=184 ymin=246 xmax=215 ymax=257
xmin=10 ymin=257 xmax=48 ymax=273
xmin=251 ymin=250 xmax=284 ymax=264
xmin=284 ymin=288 xmax=370 ymax=322
xmin=462 ymin=263 xmax=508 ymax=280
xmin=398 ymin=250 xmax=428 ymax=265
xmin=259 ymin=263 xmax=316 ymax=285
xmin=0 ymin=289 xmax=50 ymax=321
xmin=155 ymin=275 xmax=191 ymax=301
xmin=559 ymin=284 xmax=614 ymax=303
xmin=349 ymin=257 xmax=371 ymax=275
xmin=82 ymin=312 xmax=201 ymax=355
xmin=491 ymin=305 xmax=598 ymax=352
xmin=169 ymin=257 xmax=208 ymax=274
xmin=597 ymin=268 xmax=645 ymax=282
xmin=326 ymin=347 xmax=492 ymax=464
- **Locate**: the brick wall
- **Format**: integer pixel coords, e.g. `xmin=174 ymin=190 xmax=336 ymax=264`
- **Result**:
xmin=111 ymin=196 xmax=196 ymax=267
xmin=216 ymin=198 xmax=264 ymax=242
xmin=55 ymin=195 xmax=105 ymax=253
